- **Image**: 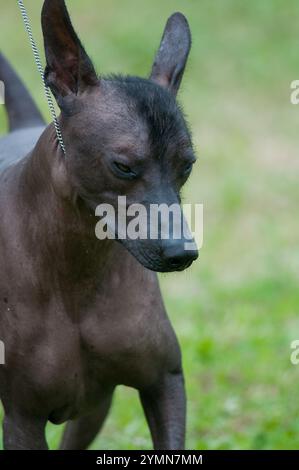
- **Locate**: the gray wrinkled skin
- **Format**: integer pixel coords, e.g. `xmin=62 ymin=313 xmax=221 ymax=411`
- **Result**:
xmin=0 ymin=0 xmax=198 ymax=451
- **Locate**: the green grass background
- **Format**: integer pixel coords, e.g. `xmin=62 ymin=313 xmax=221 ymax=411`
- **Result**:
xmin=1 ymin=0 xmax=299 ymax=450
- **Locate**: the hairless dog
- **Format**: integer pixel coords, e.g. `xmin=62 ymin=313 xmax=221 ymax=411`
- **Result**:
xmin=0 ymin=0 xmax=198 ymax=450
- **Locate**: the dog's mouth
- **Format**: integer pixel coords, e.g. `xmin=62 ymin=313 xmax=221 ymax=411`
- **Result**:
xmin=84 ymin=198 xmax=199 ymax=272
xmin=117 ymin=239 xmax=198 ymax=273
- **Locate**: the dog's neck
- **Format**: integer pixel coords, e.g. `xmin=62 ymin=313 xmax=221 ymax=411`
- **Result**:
xmin=18 ymin=124 xmax=115 ymax=285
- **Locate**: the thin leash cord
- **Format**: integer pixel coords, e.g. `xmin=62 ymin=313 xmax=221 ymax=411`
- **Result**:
xmin=17 ymin=0 xmax=66 ymax=155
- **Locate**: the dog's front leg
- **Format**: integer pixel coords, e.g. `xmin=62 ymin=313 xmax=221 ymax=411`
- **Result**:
xmin=3 ymin=413 xmax=48 ymax=450
xmin=139 ymin=371 xmax=186 ymax=450
xmin=60 ymin=392 xmax=114 ymax=450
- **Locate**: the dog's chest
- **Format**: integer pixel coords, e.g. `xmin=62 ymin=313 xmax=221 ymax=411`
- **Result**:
xmin=0 ymin=256 xmax=171 ymax=422
xmin=42 ymin=309 xmax=168 ymax=423
xmin=75 ymin=269 xmax=168 ymax=384
xmin=78 ymin=304 xmax=165 ymax=387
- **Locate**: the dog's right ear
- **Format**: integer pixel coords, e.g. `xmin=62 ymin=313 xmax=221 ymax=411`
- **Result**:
xmin=41 ymin=0 xmax=98 ymax=107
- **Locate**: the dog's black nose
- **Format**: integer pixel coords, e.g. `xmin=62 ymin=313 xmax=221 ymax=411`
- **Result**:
xmin=163 ymin=242 xmax=198 ymax=271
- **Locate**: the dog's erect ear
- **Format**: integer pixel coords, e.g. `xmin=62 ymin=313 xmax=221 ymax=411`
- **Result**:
xmin=150 ymin=13 xmax=191 ymax=95
xmin=41 ymin=0 xmax=98 ymax=104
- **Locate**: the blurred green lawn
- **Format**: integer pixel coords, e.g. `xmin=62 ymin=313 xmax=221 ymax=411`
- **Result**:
xmin=1 ymin=0 xmax=299 ymax=450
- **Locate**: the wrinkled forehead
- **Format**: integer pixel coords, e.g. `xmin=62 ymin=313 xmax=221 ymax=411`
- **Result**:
xmin=70 ymin=78 xmax=190 ymax=156
xmin=69 ymin=81 xmax=148 ymax=154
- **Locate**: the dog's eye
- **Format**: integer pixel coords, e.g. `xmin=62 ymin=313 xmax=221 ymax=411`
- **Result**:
xmin=183 ymin=162 xmax=194 ymax=175
xmin=114 ymin=162 xmax=131 ymax=173
xmin=113 ymin=162 xmax=135 ymax=177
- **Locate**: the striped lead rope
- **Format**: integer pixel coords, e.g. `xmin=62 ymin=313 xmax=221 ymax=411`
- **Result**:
xmin=17 ymin=0 xmax=66 ymax=155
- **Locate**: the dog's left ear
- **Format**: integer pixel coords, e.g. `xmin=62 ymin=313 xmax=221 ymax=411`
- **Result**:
xmin=150 ymin=12 xmax=191 ymax=96
xmin=41 ymin=0 xmax=98 ymax=105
